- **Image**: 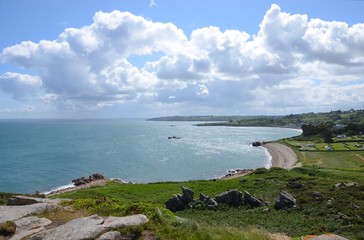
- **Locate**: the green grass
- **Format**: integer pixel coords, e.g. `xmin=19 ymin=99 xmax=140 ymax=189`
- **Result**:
xmin=54 ymin=167 xmax=364 ymax=239
xmin=283 ymin=138 xmax=364 ymax=152
xmin=300 ymin=151 xmax=364 ymax=170
xmin=0 ymin=192 xmax=17 ymax=205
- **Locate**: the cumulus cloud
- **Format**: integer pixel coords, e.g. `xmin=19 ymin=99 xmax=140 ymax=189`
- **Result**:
xmin=0 ymin=72 xmax=42 ymax=100
xmin=0 ymin=5 xmax=363 ymax=116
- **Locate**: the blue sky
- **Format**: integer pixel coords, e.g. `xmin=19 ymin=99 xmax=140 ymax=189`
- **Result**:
xmin=0 ymin=0 xmax=363 ymax=118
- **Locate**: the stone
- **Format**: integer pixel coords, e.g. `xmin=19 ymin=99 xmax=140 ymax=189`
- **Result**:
xmin=275 ymin=191 xmax=296 ymax=210
xmin=165 ymin=187 xmax=195 ymax=212
xmin=0 ymin=221 xmax=16 ymax=237
xmin=7 ymin=196 xmax=39 ymax=206
xmin=206 ymin=198 xmax=218 ymax=209
xmin=0 ymin=203 xmax=57 ymax=224
xmin=7 ymin=196 xmax=70 ymax=206
xmin=286 ymin=181 xmax=305 ymax=189
xmin=29 ymin=214 xmax=105 ymax=240
xmin=90 ymin=173 xmax=105 ymax=181
xmin=165 ymin=194 xmax=187 ymax=212
xmin=96 ymin=231 xmax=122 ymax=240
xmin=180 ymin=187 xmax=194 ymax=204
xmin=197 ymin=193 xmax=218 ymax=209
xmin=335 ymin=182 xmax=358 ymax=188
xmin=215 ymin=190 xmax=243 ymax=207
xmin=304 ymin=233 xmax=349 ymax=240
xmin=10 ymin=216 xmax=52 ymax=240
xmin=244 ymin=191 xmax=264 ymax=208
xmin=263 ymin=208 xmax=270 ymax=213
xmin=29 ymin=214 xmax=148 ymax=240
xmin=103 ymin=214 xmax=148 ymax=228
xmin=199 ymin=193 xmax=208 ymax=202
xmin=312 ymin=191 xmax=324 ymax=200
xmin=71 ymin=173 xmax=106 ymax=187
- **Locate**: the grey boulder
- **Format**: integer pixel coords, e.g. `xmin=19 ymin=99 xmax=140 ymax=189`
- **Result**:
xmin=0 ymin=203 xmax=56 ymax=224
xmin=10 ymin=216 xmax=52 ymax=240
xmin=30 ymin=214 xmax=148 ymax=240
xmin=275 ymin=191 xmax=296 ymax=210
xmin=215 ymin=190 xmax=243 ymax=207
xmin=244 ymin=191 xmax=264 ymax=208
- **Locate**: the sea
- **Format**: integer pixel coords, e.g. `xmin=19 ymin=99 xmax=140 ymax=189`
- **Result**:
xmin=0 ymin=119 xmax=301 ymax=194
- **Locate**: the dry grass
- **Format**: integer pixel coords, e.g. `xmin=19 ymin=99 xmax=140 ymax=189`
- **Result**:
xmin=36 ymin=205 xmax=89 ymax=228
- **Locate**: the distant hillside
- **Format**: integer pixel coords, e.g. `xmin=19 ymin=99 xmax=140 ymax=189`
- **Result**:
xmin=148 ymin=109 xmax=364 ymax=128
xmin=147 ymin=115 xmax=268 ymax=122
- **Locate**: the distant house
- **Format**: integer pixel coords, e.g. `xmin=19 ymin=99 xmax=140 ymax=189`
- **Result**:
xmin=307 ymin=143 xmax=315 ymax=147
xmin=336 ymin=134 xmax=347 ymax=139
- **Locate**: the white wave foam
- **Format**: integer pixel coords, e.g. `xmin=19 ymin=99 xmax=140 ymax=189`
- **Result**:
xmin=262 ymin=146 xmax=273 ymax=168
xmin=42 ymin=183 xmax=75 ymax=195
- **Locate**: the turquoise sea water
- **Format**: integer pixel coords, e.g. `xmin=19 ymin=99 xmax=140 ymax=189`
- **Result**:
xmin=0 ymin=119 xmax=301 ymax=193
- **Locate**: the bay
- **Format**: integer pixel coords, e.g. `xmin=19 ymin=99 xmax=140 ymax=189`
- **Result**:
xmin=0 ymin=119 xmax=301 ymax=193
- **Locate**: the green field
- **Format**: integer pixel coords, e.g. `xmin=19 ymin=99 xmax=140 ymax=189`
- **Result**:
xmin=283 ymin=137 xmax=364 ymax=152
xmin=299 ymin=151 xmax=364 ymax=170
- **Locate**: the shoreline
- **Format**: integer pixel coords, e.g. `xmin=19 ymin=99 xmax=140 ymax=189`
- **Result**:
xmin=221 ymin=142 xmax=300 ymax=179
xmin=46 ymin=179 xmax=110 ymax=196
xmin=47 ymin=143 xmax=300 ymax=195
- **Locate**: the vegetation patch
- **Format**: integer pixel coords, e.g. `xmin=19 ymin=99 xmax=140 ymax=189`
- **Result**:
xmin=0 ymin=221 xmax=16 ymax=236
xmin=53 ymin=166 xmax=364 ymax=239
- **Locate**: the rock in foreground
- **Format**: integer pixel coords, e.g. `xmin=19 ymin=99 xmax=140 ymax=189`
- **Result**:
xmin=29 ymin=214 xmax=148 ymax=240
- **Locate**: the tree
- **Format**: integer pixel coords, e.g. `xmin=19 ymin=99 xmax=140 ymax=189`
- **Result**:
xmin=323 ymin=130 xmax=333 ymax=143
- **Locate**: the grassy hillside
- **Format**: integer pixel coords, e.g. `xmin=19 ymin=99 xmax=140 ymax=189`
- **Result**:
xmin=46 ymin=162 xmax=364 ymax=240
xmin=196 ymin=109 xmax=364 ymax=128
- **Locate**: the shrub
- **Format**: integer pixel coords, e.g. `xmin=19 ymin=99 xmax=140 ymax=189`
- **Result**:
xmin=254 ymin=168 xmax=269 ymax=174
xmin=0 ymin=221 xmax=16 ymax=236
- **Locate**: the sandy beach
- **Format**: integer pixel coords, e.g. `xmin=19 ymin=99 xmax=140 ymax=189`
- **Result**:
xmin=221 ymin=142 xmax=300 ymax=179
xmin=262 ymin=142 xmax=300 ymax=169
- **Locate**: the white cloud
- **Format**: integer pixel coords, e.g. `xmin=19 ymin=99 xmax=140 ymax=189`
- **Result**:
xmin=149 ymin=0 xmax=157 ymax=8
xmin=0 ymin=72 xmax=42 ymax=100
xmin=1 ymin=5 xmax=363 ymax=117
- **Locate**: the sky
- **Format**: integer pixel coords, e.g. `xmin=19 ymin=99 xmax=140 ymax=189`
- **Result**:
xmin=0 ymin=0 xmax=363 ymax=118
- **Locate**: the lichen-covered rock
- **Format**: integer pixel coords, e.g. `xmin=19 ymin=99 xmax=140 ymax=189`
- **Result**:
xmin=103 ymin=214 xmax=148 ymax=228
xmin=7 ymin=196 xmax=70 ymax=206
xmin=11 ymin=216 xmax=52 ymax=240
xmin=335 ymin=182 xmax=358 ymax=188
xmin=29 ymin=214 xmax=148 ymax=240
xmin=96 ymin=231 xmax=122 ymax=240
xmin=0 ymin=203 xmax=57 ymax=224
xmin=303 ymin=233 xmax=348 ymax=240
